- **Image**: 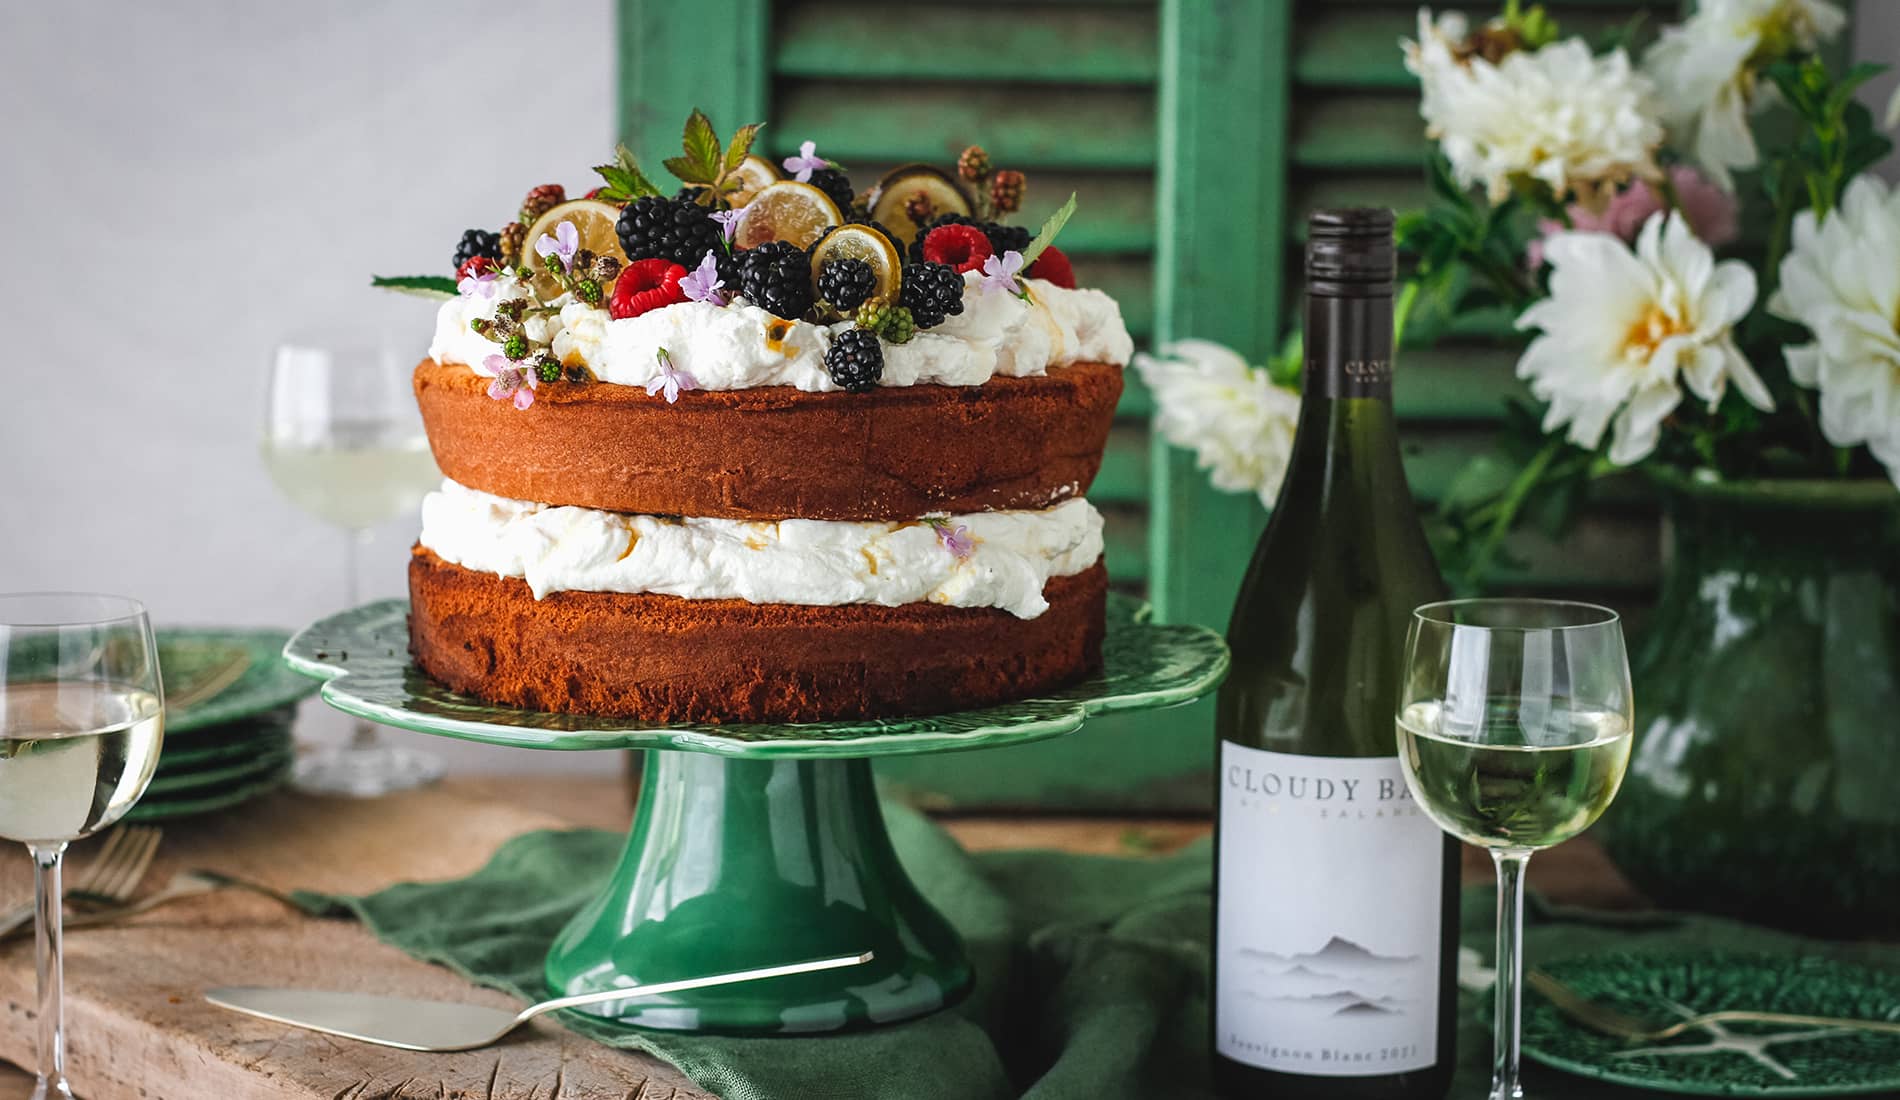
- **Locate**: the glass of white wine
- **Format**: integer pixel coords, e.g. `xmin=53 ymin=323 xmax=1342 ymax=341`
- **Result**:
xmin=0 ymin=593 xmax=166 ymax=1100
xmin=262 ymin=344 xmax=444 ymax=796
xmin=1396 ymin=599 xmax=1633 ymax=1100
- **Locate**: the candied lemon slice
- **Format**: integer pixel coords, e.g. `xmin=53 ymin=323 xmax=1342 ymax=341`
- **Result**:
xmin=733 ymin=181 xmax=842 ymax=250
xmin=869 ymin=165 xmax=974 ymax=246
xmin=521 ymin=199 xmax=628 ymax=299
xmin=728 ymin=155 xmax=782 ymax=208
xmin=808 ymin=224 xmax=903 ymax=306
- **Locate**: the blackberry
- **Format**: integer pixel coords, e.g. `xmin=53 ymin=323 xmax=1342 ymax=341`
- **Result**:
xmin=737 ymin=240 xmax=814 ymax=320
xmin=816 ymin=258 xmax=877 ymax=312
xmin=807 ymin=167 xmax=856 ymax=214
xmin=452 ymin=228 xmax=501 ymax=272
xmin=900 ymin=261 xmax=966 ymax=329
xmin=616 ymin=194 xmax=724 ymax=268
xmin=824 ymin=328 xmax=883 ymax=393
xmin=906 ymin=214 xmax=1030 ymax=263
xmin=675 ymin=185 xmax=710 ymax=204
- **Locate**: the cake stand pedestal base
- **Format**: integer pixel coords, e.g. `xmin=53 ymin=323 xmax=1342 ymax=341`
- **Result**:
xmin=545 ymin=752 xmax=967 ymax=1034
xmin=283 ymin=593 xmax=1228 ymax=1034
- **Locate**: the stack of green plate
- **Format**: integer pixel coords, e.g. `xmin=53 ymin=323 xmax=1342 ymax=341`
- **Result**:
xmin=131 ymin=629 xmax=319 ymax=822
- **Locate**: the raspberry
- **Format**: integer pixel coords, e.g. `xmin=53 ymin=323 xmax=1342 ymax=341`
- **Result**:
xmin=920 ymin=224 xmax=993 ymax=273
xmin=455 ymin=256 xmax=496 ymax=283
xmin=610 ymin=258 xmax=689 ymax=319
xmin=1026 ymin=245 xmax=1076 ymax=289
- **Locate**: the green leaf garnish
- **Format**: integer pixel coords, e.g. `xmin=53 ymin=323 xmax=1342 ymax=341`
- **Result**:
xmin=667 ymin=108 xmax=725 ymax=186
xmin=592 ymin=143 xmax=661 ymax=203
xmin=1018 ymin=192 xmax=1077 ymax=267
xmin=372 ymin=274 xmax=457 ymax=300
xmin=724 ymin=122 xmax=763 ymax=174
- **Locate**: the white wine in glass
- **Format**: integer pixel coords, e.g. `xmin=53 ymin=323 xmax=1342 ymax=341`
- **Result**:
xmin=263 ymin=344 xmax=445 ymax=797
xmin=1396 ymin=599 xmax=1633 ymax=1100
xmin=0 ymin=593 xmax=167 ymax=1100
xmin=1397 ymin=700 xmax=1631 ymax=852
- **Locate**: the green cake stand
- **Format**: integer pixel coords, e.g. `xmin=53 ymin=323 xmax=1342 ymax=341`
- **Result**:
xmin=283 ymin=593 xmax=1227 ymax=1035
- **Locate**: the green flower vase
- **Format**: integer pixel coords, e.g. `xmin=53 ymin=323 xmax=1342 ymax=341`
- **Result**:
xmin=1600 ymin=473 xmax=1900 ymax=937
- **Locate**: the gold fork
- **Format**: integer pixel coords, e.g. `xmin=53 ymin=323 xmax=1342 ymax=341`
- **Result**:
xmin=0 ymin=825 xmax=162 ymax=940
xmin=1529 ymin=967 xmax=1900 ymax=1042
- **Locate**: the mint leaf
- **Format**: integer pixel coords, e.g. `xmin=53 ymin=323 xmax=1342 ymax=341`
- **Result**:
xmin=372 ymin=275 xmax=457 ymax=300
xmin=724 ymin=122 xmax=763 ymax=174
xmin=1017 ymin=192 xmax=1077 ymax=267
xmin=592 ymin=144 xmax=660 ymax=202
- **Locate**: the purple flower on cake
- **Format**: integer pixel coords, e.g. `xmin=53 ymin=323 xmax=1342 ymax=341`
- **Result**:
xmin=534 ymin=220 xmax=580 ymax=272
xmin=647 ymin=347 xmax=699 ymax=404
xmin=710 ymin=206 xmax=749 ymax=245
xmin=978 ymin=250 xmax=1024 ymax=297
xmin=782 ymin=140 xmax=827 ymax=183
xmin=680 ymin=252 xmax=729 ymax=306
xmin=929 ymin=518 xmax=975 ymax=561
xmin=484 ymin=354 xmax=536 ymax=410
xmin=458 ymin=268 xmax=499 ymax=299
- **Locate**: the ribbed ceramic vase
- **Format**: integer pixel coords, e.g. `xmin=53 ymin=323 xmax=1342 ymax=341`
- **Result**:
xmin=1600 ymin=474 xmax=1900 ymax=937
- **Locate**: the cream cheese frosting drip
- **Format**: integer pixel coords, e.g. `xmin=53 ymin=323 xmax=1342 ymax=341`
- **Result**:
xmin=418 ymin=480 xmax=1104 ymax=619
xmin=428 ymin=272 xmax=1133 ymax=393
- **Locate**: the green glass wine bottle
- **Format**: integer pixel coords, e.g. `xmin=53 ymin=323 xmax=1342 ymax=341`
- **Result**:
xmin=1210 ymin=208 xmax=1458 ymax=1099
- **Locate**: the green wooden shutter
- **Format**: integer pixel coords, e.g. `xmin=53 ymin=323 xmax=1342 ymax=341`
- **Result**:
xmin=615 ymin=0 xmax=1674 ymax=811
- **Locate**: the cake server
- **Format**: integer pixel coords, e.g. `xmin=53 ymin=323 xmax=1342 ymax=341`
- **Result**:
xmin=206 ymin=950 xmax=874 ymax=1051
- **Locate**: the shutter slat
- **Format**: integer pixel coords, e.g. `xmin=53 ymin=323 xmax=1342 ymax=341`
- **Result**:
xmin=775 ymin=2 xmax=1158 ymax=84
xmin=1296 ymin=4 xmax=1669 ymax=90
xmin=771 ymin=83 xmax=1156 ymax=169
xmin=1292 ymin=95 xmax=1429 ymax=168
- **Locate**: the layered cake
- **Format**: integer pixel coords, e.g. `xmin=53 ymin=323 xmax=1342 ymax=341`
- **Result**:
xmin=396 ymin=113 xmax=1131 ymax=722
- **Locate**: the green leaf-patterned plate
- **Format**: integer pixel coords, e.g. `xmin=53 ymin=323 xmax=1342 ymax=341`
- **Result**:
xmin=1524 ymin=949 xmax=1900 ymax=1096
xmin=159 ymin=629 xmax=318 ymax=734
xmin=146 ymin=745 xmax=295 ymax=796
xmin=155 ymin=706 xmax=296 ymax=770
xmin=124 ymin=758 xmax=292 ymax=823
xmin=283 ymin=593 xmax=1228 ymax=758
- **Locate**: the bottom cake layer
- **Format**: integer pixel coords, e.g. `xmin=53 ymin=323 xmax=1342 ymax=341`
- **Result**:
xmin=408 ymin=548 xmax=1107 ymax=723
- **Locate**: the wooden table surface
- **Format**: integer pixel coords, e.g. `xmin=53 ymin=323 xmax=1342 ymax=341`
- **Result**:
xmin=0 ymin=775 xmax=1640 ymax=1099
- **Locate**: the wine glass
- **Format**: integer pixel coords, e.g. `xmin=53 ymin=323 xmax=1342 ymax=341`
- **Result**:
xmin=262 ymin=344 xmax=445 ymax=796
xmin=1395 ymin=599 xmax=1633 ymax=1100
xmin=0 ymin=593 xmax=166 ymax=1099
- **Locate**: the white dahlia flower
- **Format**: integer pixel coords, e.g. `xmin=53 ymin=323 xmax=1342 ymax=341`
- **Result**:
xmin=1517 ymin=212 xmax=1769 ymax=465
xmin=1769 ymin=175 xmax=1900 ymax=487
xmin=1403 ymin=13 xmax=1662 ymax=207
xmin=1644 ymin=0 xmax=1846 ymax=189
xmin=1133 ymin=340 xmax=1302 ymax=508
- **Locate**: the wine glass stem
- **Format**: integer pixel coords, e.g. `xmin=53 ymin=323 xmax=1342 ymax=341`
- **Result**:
xmin=342 ymin=527 xmax=384 ymax=754
xmin=1491 ymin=849 xmax=1530 ymax=1100
xmin=30 ymin=842 xmax=70 ymax=1094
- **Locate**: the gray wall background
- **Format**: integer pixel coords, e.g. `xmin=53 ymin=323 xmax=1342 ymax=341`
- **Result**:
xmin=1 ymin=2 xmax=1894 ymax=773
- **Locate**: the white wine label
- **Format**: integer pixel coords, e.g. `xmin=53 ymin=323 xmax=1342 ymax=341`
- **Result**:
xmin=1215 ymin=742 xmax=1443 ymax=1076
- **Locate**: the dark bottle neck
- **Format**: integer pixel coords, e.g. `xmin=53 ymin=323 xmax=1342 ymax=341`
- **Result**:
xmin=1304 ymin=291 xmax=1393 ymax=401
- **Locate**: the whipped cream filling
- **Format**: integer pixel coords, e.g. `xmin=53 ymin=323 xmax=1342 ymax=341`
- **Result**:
xmin=418 ymin=480 xmax=1104 ymax=619
xmin=429 ymin=272 xmax=1132 ymax=392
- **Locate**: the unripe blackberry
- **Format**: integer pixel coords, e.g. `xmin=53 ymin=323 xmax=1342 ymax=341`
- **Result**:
xmin=989 ymin=170 xmax=1026 ymax=215
xmin=520 ymin=184 xmax=566 ymax=224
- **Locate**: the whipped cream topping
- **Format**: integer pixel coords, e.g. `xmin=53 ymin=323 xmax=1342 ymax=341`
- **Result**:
xmin=429 ymin=272 xmax=1132 ymax=393
xmin=418 ymin=480 xmax=1103 ymax=619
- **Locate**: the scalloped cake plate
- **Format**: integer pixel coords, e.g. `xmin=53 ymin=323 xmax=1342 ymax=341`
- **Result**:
xmin=283 ymin=592 xmax=1228 ymax=758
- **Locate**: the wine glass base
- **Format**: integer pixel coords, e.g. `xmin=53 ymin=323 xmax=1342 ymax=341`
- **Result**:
xmin=30 ymin=1076 xmax=75 ymax=1100
xmin=292 ymin=741 xmax=444 ymax=798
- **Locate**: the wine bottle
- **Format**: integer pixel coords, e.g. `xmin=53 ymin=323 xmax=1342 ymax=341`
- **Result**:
xmin=1210 ymin=208 xmax=1458 ymax=1099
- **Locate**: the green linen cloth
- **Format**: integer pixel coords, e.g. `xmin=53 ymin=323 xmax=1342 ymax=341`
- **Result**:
xmin=298 ymin=804 xmax=1897 ymax=1100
